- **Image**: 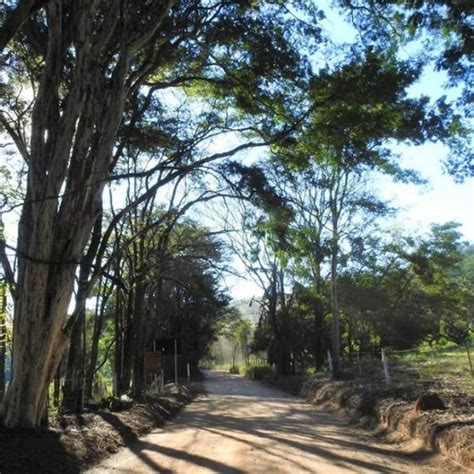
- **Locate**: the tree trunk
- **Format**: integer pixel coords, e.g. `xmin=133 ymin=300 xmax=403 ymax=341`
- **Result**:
xmin=132 ymin=279 xmax=146 ymax=397
xmin=0 ymin=284 xmax=6 ymax=401
xmin=0 ymin=182 xmax=83 ymax=427
xmin=0 ymin=101 xmax=119 ymax=427
xmin=313 ymin=298 xmax=326 ymax=370
xmin=121 ymin=289 xmax=135 ymax=393
xmin=310 ymin=257 xmax=326 ymax=371
xmin=328 ymin=165 xmax=346 ymax=379
xmin=0 ymin=0 xmax=175 ymax=428
xmin=114 ymin=286 xmax=124 ymax=396
xmin=62 ymin=309 xmax=85 ymax=412
xmin=330 ymin=247 xmax=341 ymax=377
xmin=64 ymin=209 xmax=103 ymax=408
xmin=266 ymin=267 xmax=288 ymax=375
xmin=53 ymin=366 xmax=61 ymax=408
xmin=85 ymin=278 xmax=111 ymax=400
xmin=0 ymin=33 xmax=124 ymax=429
xmin=0 ymin=268 xmax=73 ymax=428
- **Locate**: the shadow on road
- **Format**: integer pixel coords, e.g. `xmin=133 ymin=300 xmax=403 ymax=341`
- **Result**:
xmin=94 ymin=370 xmax=437 ymax=473
xmin=99 ymin=402 xmax=245 ymax=473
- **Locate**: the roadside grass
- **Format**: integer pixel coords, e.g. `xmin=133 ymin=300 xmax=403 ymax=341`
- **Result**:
xmin=387 ymin=344 xmax=474 ymax=395
xmin=200 ymin=353 xmax=269 ymax=376
xmin=202 ymin=344 xmax=473 ymax=395
xmin=200 ymin=362 xmax=233 ymax=371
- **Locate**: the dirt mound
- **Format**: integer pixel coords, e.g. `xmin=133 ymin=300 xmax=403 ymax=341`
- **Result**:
xmin=300 ymin=376 xmax=474 ymax=470
xmin=414 ymin=392 xmax=446 ymax=412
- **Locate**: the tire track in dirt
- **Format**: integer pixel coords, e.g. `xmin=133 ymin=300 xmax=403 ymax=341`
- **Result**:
xmin=87 ymin=371 xmax=467 ymax=473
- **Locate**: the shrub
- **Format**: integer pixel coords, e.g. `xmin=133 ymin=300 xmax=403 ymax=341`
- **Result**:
xmin=229 ymin=365 xmax=240 ymax=374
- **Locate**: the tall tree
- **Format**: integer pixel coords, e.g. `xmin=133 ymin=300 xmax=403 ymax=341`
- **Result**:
xmin=269 ymin=49 xmax=453 ymax=375
xmin=0 ymin=282 xmax=7 ymax=401
xmin=0 ymin=0 xmax=321 ymax=427
xmin=338 ymin=0 xmax=473 ymax=180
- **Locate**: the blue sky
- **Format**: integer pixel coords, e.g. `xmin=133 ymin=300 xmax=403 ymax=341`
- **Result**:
xmin=314 ymin=0 xmax=473 ymax=240
xmin=224 ymin=146 xmax=473 ymax=300
xmin=377 ymin=142 xmax=473 ymax=241
xmin=224 ymin=2 xmax=474 ymax=299
xmin=2 ymin=0 xmax=471 ymax=302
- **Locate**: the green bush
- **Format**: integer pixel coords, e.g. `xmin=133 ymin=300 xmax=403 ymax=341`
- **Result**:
xmin=229 ymin=365 xmax=240 ymax=374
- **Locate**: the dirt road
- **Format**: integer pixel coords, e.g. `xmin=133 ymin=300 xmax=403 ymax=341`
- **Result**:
xmin=88 ymin=371 xmax=464 ymax=473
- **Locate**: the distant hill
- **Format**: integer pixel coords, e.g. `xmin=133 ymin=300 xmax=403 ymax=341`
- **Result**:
xmin=232 ymin=298 xmax=261 ymax=326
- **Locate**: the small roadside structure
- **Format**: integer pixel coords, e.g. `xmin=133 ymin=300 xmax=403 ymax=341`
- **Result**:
xmin=145 ymin=338 xmax=194 ymax=385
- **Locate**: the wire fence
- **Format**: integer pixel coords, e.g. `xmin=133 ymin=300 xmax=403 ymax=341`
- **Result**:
xmin=332 ymin=345 xmax=474 ymax=392
xmin=48 ymin=374 xmax=169 ymax=413
xmin=47 ymin=352 xmax=197 ymax=411
xmin=245 ymin=354 xmax=268 ymax=368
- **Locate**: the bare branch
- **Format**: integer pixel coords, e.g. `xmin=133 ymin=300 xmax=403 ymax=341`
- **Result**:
xmin=0 ymin=0 xmax=50 ymax=53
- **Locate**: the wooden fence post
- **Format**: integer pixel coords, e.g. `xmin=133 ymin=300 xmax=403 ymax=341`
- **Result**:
xmin=327 ymin=348 xmax=333 ymax=374
xmin=466 ymin=346 xmax=473 ymax=377
xmin=174 ymin=338 xmax=178 ymax=385
xmin=357 ymin=352 xmax=362 ymax=376
xmin=381 ymin=349 xmax=391 ymax=384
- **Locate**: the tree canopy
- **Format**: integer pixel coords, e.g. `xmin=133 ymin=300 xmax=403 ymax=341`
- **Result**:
xmin=0 ymin=0 xmax=472 ymax=428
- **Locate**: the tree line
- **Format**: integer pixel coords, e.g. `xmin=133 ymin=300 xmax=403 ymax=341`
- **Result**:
xmin=0 ymin=0 xmax=472 ymax=428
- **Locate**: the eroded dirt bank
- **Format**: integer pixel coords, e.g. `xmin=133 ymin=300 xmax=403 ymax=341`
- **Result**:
xmin=88 ymin=371 xmax=467 ymax=473
xmin=0 ymin=385 xmax=194 ymax=473
xmin=298 ymin=375 xmax=474 ymax=469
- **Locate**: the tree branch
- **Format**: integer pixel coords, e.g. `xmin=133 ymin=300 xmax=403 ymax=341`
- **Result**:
xmin=0 ymin=0 xmax=50 ymax=53
xmin=0 ymin=214 xmax=16 ymax=296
